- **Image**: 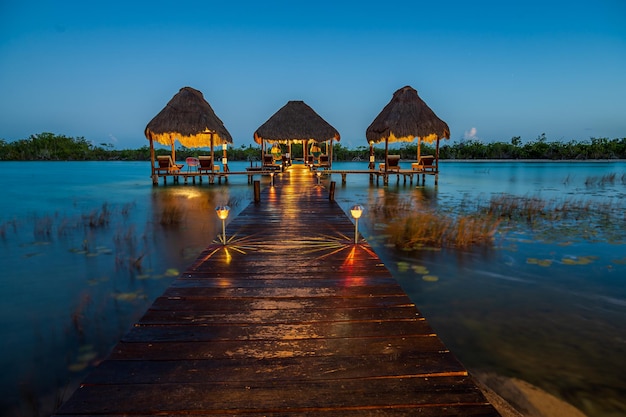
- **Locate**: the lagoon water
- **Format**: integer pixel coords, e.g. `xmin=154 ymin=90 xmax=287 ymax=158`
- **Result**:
xmin=1 ymin=160 xmax=625 ymax=417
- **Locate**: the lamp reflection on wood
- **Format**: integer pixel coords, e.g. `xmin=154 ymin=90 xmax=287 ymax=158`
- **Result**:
xmin=350 ymin=204 xmax=364 ymax=244
xmin=215 ymin=205 xmax=230 ymax=245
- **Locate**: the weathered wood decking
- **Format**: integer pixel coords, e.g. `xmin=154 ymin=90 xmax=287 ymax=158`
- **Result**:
xmin=55 ymin=165 xmax=499 ymax=416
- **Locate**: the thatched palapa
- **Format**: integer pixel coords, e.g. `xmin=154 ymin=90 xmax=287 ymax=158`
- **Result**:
xmin=254 ymin=101 xmax=340 ymax=166
xmin=254 ymin=101 xmax=340 ymax=144
xmin=145 ymin=87 xmax=233 ymax=176
xmin=145 ymin=87 xmax=232 ymax=148
xmin=366 ymin=86 xmax=450 ymax=171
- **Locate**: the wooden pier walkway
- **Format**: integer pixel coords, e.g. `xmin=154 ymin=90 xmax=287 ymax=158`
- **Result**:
xmin=55 ymin=165 xmax=500 ymax=416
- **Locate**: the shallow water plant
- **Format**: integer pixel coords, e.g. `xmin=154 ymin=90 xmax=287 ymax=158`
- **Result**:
xmin=384 ymin=210 xmax=500 ymax=249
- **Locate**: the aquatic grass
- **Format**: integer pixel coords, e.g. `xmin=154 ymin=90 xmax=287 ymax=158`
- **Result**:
xmin=0 ymin=219 xmax=18 ymax=239
xmin=33 ymin=214 xmax=55 ymax=239
xmin=82 ymin=203 xmax=111 ymax=228
xmin=376 ymin=193 xmax=625 ymax=250
xmin=159 ymin=205 xmax=184 ymax=226
xmin=584 ymin=172 xmax=623 ymax=187
xmin=382 ymin=210 xmax=500 ymax=249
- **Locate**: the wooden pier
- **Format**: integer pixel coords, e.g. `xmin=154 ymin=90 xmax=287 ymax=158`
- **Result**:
xmin=153 ymin=165 xmax=438 ymax=186
xmin=56 ymin=165 xmax=499 ymax=416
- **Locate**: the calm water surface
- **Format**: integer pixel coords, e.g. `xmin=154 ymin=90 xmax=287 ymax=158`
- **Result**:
xmin=0 ymin=160 xmax=624 ymax=417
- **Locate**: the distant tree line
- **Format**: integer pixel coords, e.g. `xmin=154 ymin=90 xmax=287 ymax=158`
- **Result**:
xmin=1 ymin=132 xmax=625 ymax=161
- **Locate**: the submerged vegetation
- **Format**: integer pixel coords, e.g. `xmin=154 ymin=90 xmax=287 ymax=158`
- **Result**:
xmin=1 ymin=132 xmax=626 ymax=161
xmin=377 ymin=190 xmax=626 ymax=251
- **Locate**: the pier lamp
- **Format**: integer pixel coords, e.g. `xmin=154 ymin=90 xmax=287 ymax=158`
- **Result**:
xmin=215 ymin=205 xmax=230 ymax=245
xmin=350 ymin=204 xmax=364 ymax=244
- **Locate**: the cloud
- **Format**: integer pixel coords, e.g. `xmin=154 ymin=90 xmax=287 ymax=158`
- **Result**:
xmin=464 ymin=127 xmax=478 ymax=140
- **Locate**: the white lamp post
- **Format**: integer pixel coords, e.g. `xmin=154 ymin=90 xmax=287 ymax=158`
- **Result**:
xmin=350 ymin=204 xmax=364 ymax=244
xmin=215 ymin=205 xmax=230 ymax=245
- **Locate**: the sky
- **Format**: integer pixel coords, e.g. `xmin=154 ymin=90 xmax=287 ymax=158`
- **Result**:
xmin=1 ymin=0 xmax=625 ymax=149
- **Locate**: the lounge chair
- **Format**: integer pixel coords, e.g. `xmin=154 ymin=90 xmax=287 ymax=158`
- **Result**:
xmin=317 ymin=154 xmax=331 ymax=169
xmin=379 ymin=154 xmax=400 ymax=172
xmin=412 ymin=155 xmax=436 ymax=172
xmin=263 ymin=154 xmax=280 ymax=170
xmin=156 ymin=155 xmax=183 ymax=174
xmin=198 ymin=155 xmax=216 ymax=174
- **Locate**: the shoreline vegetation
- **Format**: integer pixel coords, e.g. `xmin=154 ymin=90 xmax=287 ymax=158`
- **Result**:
xmin=1 ymin=132 xmax=626 ymax=161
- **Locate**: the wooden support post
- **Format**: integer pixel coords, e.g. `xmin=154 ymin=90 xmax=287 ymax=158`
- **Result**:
xmin=341 ymin=173 xmax=347 ymax=184
xmin=254 ymin=180 xmax=261 ymax=203
xmin=329 ymin=181 xmax=336 ymax=201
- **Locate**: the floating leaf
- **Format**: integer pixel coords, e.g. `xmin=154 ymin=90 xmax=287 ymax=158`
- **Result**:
xmin=396 ymin=262 xmax=410 ymax=272
xmin=164 ymin=268 xmax=179 ymax=277
xmin=411 ymin=265 xmax=429 ymax=275
xmin=527 ymin=258 xmax=552 ymax=267
xmin=422 ymin=275 xmax=439 ymax=282
xmin=112 ymin=291 xmax=143 ymax=302
xmin=562 ymin=255 xmax=598 ymax=265
xmin=68 ymin=362 xmax=88 ymax=372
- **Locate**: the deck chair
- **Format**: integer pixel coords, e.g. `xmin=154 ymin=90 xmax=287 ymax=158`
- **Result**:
xmin=413 ymin=155 xmax=436 ymax=172
xmin=263 ymin=154 xmax=280 ymax=170
xmin=317 ymin=154 xmax=331 ymax=169
xmin=198 ymin=156 xmax=215 ymax=174
xmin=380 ymin=155 xmax=400 ymax=172
xmin=156 ymin=155 xmax=183 ymax=174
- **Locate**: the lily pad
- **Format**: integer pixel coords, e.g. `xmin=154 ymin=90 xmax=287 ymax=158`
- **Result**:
xmin=411 ymin=265 xmax=430 ymax=275
xmin=396 ymin=262 xmax=410 ymax=272
xmin=527 ymin=258 xmax=552 ymax=267
xmin=164 ymin=268 xmax=180 ymax=277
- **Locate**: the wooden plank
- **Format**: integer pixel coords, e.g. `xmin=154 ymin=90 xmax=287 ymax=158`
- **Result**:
xmin=58 ymin=377 xmax=489 ymax=415
xmin=121 ymin=319 xmax=436 ymax=343
xmin=108 ymin=334 xmax=451 ymax=361
xmin=84 ymin=352 xmax=468 ymax=384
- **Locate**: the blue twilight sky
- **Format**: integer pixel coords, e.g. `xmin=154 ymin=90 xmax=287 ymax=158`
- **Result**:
xmin=1 ymin=0 xmax=625 ymax=149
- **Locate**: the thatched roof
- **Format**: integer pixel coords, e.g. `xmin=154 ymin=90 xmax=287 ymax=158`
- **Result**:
xmin=366 ymin=86 xmax=450 ymax=144
xmin=145 ymin=87 xmax=233 ymax=148
xmin=253 ymin=100 xmax=340 ymax=144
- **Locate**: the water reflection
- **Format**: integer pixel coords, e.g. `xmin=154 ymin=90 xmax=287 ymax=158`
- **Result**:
xmin=1 ymin=161 xmax=625 ymax=417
